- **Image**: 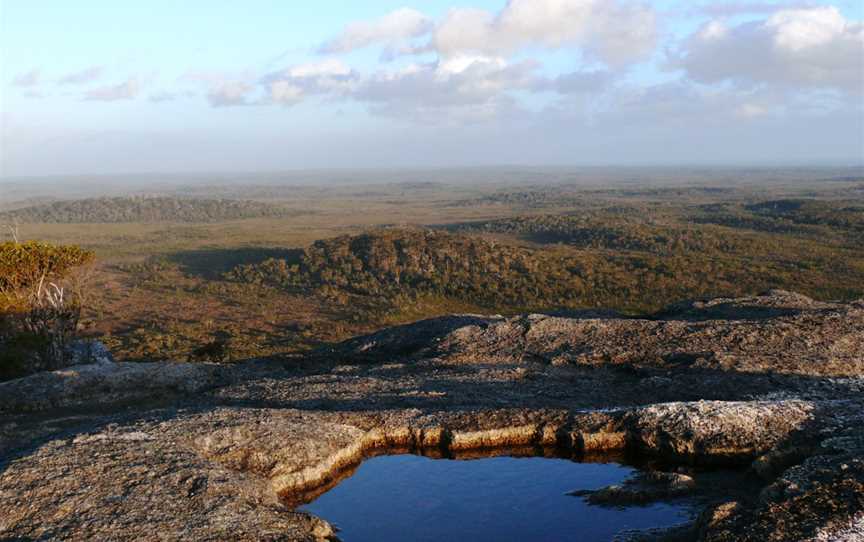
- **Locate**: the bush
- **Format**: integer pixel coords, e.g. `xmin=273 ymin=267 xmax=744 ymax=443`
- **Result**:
xmin=0 ymin=241 xmax=94 ymax=311
xmin=0 ymin=241 xmax=94 ymax=380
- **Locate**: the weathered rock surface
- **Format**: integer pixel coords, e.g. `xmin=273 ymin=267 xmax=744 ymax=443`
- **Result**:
xmin=328 ymin=290 xmax=864 ymax=376
xmin=67 ymin=339 xmax=116 ymax=366
xmin=0 ymin=360 xmax=223 ymax=413
xmin=0 ymin=291 xmax=862 ymax=541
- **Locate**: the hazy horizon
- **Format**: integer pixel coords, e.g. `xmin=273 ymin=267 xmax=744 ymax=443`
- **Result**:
xmin=2 ymin=0 xmax=863 ymax=177
xmin=3 ymin=163 xmax=862 ymax=182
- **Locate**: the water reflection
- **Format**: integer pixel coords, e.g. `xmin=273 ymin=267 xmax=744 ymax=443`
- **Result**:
xmin=296 ymin=452 xmax=692 ymax=542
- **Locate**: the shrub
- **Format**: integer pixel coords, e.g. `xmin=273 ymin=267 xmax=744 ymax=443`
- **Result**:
xmin=0 ymin=241 xmax=94 ymax=380
xmin=0 ymin=241 xmax=94 ymax=311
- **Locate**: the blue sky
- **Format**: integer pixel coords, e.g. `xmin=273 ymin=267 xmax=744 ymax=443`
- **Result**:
xmin=1 ymin=0 xmax=862 ymax=176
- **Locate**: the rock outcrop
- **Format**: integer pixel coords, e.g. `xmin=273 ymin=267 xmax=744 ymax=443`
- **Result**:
xmin=0 ymin=291 xmax=861 ymax=541
xmin=328 ymin=291 xmax=864 ymax=376
xmin=0 ymin=359 xmax=222 ymax=413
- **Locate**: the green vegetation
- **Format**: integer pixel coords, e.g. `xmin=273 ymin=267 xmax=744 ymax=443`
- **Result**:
xmin=454 ymin=214 xmax=766 ymax=254
xmin=691 ymin=199 xmax=864 ymax=244
xmin=0 ymin=241 xmax=95 ymax=380
xmin=745 ymin=199 xmax=864 ymax=232
xmin=226 ymin=222 xmax=864 ymax=317
xmin=0 ymin=196 xmax=294 ymax=223
xmin=227 ymin=229 xmax=581 ymax=311
xmin=451 ymin=188 xmax=585 ymax=208
xmin=451 ymin=186 xmax=740 ymax=209
xmin=6 ymin=170 xmax=860 ymax=364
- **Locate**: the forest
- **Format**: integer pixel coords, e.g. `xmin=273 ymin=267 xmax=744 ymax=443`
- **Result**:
xmin=0 ymin=196 xmax=293 ymax=223
xmin=227 ymin=215 xmax=864 ymax=317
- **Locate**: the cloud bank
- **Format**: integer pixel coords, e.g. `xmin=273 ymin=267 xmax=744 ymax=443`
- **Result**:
xmin=5 ymin=1 xmax=863 ymax=151
xmin=672 ymin=6 xmax=863 ymax=92
xmin=254 ymin=2 xmax=862 ymax=123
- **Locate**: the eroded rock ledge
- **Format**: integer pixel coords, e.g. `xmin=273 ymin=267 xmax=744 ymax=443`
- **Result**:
xmin=193 ymin=400 xmax=815 ymax=499
xmin=0 ymin=291 xmax=862 ymax=541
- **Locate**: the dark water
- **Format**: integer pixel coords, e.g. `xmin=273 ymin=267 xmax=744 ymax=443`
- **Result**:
xmin=299 ymin=454 xmax=691 ymax=542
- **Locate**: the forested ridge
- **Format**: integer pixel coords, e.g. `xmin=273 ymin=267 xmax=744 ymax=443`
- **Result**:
xmin=454 ymin=215 xmax=765 ymax=254
xmin=227 ymin=225 xmax=864 ymax=315
xmin=0 ymin=197 xmax=291 ymax=223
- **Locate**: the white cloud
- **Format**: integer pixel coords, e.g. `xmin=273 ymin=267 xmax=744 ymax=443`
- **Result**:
xmin=672 ymin=7 xmax=864 ymax=92
xmin=431 ymin=8 xmax=495 ymax=57
xmin=317 ymin=0 xmax=658 ymax=67
xmin=182 ymin=60 xmax=355 ymax=109
xmin=349 ymin=57 xmax=539 ymax=122
xmin=179 ymin=71 xmax=258 ymax=106
xmin=148 ymin=90 xmax=196 ymax=103
xmin=259 ymin=59 xmax=358 ymax=106
xmin=84 ymin=78 xmax=141 ymax=101
xmin=274 ymin=0 xmax=658 ymax=120
xmin=325 ymin=54 xmax=613 ymax=123
xmin=433 ymin=0 xmax=658 ymax=66
xmin=207 ymin=81 xmax=254 ymax=107
xmin=437 ymin=55 xmax=506 ymax=75
xmin=690 ymin=2 xmax=816 ymax=17
xmin=12 ymin=69 xmax=41 ymax=87
xmin=769 ymin=6 xmax=847 ymax=50
xmin=269 ymin=81 xmax=304 ymax=106
xmin=319 ymin=8 xmax=433 ymax=54
xmin=287 ymin=59 xmax=352 ymax=78
xmin=142 ymin=2 xmax=860 ymax=128
xmin=59 ymin=66 xmax=104 ymax=85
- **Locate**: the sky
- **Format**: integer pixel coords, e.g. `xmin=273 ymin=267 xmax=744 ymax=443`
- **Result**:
xmin=1 ymin=0 xmax=863 ymax=177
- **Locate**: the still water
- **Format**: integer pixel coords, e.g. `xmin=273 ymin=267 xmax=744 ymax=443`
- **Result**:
xmin=299 ymin=454 xmax=691 ymax=542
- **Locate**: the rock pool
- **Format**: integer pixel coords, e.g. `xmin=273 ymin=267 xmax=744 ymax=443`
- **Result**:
xmin=298 ymin=454 xmax=692 ymax=541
